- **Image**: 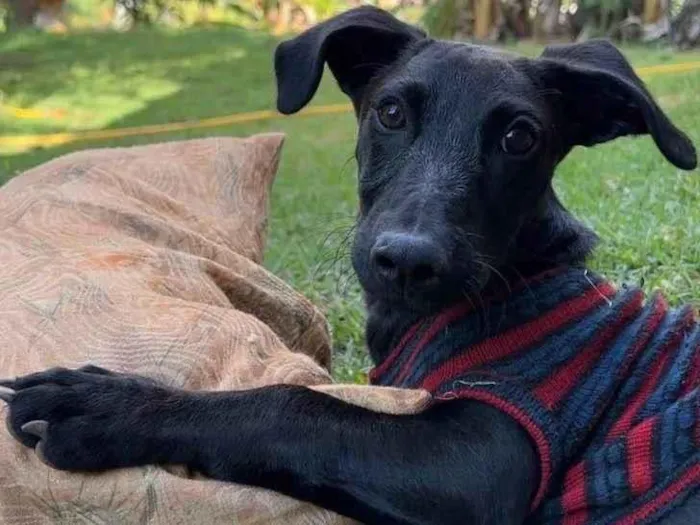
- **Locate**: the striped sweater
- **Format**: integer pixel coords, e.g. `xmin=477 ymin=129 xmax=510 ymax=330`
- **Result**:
xmin=370 ymin=267 xmax=699 ymax=525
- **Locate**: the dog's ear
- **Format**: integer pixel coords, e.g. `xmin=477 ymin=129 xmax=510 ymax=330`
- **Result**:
xmin=532 ymin=39 xmax=696 ymax=170
xmin=274 ymin=6 xmax=425 ymax=115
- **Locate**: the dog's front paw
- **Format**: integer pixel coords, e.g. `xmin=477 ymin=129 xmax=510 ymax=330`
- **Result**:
xmin=0 ymin=366 xmax=178 ymax=471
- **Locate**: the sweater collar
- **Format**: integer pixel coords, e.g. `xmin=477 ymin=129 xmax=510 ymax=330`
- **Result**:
xmin=369 ymin=266 xmax=618 ymax=388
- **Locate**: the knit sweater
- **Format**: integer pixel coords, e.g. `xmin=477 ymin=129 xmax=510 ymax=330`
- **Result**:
xmin=370 ymin=267 xmax=699 ymax=525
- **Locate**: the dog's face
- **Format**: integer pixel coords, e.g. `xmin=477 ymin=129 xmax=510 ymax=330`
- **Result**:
xmin=275 ymin=7 xmax=697 ymax=314
xmin=349 ymin=43 xmax=563 ymax=310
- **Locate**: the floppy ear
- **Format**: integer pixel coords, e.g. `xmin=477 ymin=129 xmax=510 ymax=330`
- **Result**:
xmin=274 ymin=6 xmax=426 ymax=115
xmin=533 ymin=39 xmax=696 ymax=170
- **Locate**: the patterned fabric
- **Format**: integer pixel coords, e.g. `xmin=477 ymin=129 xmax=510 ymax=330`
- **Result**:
xmin=370 ymin=267 xmax=700 ymax=525
xmin=0 ymin=136 xmax=431 ymax=525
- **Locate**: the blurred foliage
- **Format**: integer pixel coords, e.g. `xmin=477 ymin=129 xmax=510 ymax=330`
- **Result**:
xmin=112 ymin=0 xmax=259 ymax=28
xmin=0 ymin=0 xmax=350 ymax=32
xmin=0 ymin=0 xmax=697 ymax=48
xmin=95 ymin=0 xmax=349 ymax=30
xmin=421 ymin=0 xmax=698 ymax=43
xmin=423 ymin=0 xmax=463 ymax=36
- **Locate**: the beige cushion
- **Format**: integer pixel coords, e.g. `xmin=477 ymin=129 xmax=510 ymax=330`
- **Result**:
xmin=0 ymin=134 xmax=430 ymax=525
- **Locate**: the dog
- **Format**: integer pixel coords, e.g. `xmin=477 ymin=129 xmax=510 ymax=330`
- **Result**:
xmin=1 ymin=7 xmax=698 ymax=525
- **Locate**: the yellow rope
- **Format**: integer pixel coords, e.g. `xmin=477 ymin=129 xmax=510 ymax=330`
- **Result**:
xmin=2 ymin=61 xmax=699 ymax=151
xmin=0 ymin=103 xmax=353 ymax=150
xmin=1 ymin=106 xmax=67 ymax=120
xmin=636 ymin=61 xmax=700 ymax=74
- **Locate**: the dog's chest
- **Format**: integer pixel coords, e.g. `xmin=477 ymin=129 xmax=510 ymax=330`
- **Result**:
xmin=370 ymin=267 xmax=700 ymax=524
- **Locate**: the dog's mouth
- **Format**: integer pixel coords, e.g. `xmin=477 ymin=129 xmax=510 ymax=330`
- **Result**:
xmin=357 ymin=257 xmax=493 ymax=315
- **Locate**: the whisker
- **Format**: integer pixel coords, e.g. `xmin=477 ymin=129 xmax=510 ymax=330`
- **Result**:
xmin=476 ymin=258 xmax=512 ymax=296
xmin=340 ymin=154 xmax=356 ymax=175
xmin=506 ymin=264 xmax=538 ymax=306
xmin=461 ymin=277 xmax=489 ymax=337
xmin=311 ymin=219 xmax=356 ymax=284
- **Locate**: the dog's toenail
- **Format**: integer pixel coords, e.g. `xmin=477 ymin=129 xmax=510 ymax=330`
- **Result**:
xmin=34 ymin=440 xmax=52 ymax=467
xmin=0 ymin=386 xmax=16 ymax=403
xmin=21 ymin=420 xmax=49 ymax=440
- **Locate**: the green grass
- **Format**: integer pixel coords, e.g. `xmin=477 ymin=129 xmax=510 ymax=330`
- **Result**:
xmin=1 ymin=28 xmax=699 ymax=382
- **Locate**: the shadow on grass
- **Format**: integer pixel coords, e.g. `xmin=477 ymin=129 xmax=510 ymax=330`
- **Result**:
xmin=0 ymin=25 xmax=349 ymax=180
xmin=1 ymin=26 xmax=275 ymax=110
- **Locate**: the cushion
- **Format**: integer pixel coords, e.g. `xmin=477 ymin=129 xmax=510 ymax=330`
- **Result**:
xmin=0 ymin=134 xmax=430 ymax=525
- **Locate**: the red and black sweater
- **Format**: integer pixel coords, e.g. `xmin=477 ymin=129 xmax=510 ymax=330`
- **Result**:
xmin=370 ymin=267 xmax=699 ymax=525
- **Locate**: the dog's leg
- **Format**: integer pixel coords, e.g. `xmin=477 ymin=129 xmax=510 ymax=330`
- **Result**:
xmin=2 ymin=367 xmax=536 ymax=525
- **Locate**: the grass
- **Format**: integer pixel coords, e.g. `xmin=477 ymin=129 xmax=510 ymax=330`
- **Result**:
xmin=1 ymin=28 xmax=699 ymax=382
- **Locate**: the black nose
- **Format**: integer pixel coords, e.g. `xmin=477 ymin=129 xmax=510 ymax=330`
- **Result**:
xmin=371 ymin=232 xmax=447 ymax=286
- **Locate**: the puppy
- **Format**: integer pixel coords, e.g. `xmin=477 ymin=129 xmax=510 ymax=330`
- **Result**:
xmin=2 ymin=7 xmax=698 ymax=525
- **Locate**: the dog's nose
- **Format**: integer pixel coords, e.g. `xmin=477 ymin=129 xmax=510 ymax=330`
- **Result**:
xmin=371 ymin=232 xmax=447 ymax=286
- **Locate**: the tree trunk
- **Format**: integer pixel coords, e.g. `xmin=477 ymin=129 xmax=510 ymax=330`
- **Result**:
xmin=643 ymin=0 xmax=661 ymax=23
xmin=500 ymin=0 xmax=531 ymax=38
xmin=113 ymin=0 xmax=152 ymax=26
xmin=672 ymin=0 xmax=700 ymax=48
xmin=534 ymin=0 xmax=560 ymax=40
xmin=474 ymin=0 xmax=492 ymax=39
xmin=270 ymin=0 xmax=294 ymax=34
xmin=490 ymin=0 xmax=505 ymax=40
xmin=6 ymin=0 xmax=40 ymax=30
xmin=543 ymin=0 xmax=560 ymax=35
xmin=35 ymin=0 xmax=67 ymax=32
xmin=516 ymin=0 xmax=532 ymax=37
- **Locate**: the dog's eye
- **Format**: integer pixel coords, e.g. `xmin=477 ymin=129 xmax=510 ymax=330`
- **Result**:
xmin=501 ymin=122 xmax=537 ymax=156
xmin=376 ymin=102 xmax=406 ymax=130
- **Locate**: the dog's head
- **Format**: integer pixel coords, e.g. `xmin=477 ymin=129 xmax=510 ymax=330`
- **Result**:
xmin=275 ymin=7 xmax=697 ymax=315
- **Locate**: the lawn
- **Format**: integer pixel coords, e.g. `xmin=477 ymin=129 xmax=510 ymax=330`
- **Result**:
xmin=1 ymin=27 xmax=699 ymax=382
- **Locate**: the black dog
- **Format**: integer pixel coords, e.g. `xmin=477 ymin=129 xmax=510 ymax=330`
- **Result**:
xmin=1 ymin=7 xmax=699 ymax=525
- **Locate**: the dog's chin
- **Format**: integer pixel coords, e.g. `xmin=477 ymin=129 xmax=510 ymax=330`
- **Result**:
xmin=360 ymin=267 xmax=492 ymax=317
